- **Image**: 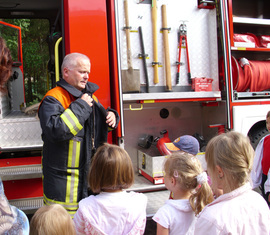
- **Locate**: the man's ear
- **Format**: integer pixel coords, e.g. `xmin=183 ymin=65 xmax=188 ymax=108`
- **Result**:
xmin=63 ymin=67 xmax=69 ymax=77
xmin=216 ymin=165 xmax=224 ymax=179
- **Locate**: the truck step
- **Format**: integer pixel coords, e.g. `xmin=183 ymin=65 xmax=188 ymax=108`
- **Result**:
xmin=8 ymin=191 xmax=169 ymax=217
xmin=144 ymin=190 xmax=170 ymax=218
xmin=9 ymin=197 xmax=43 ymax=215
xmin=0 ymin=164 xmax=42 ymax=181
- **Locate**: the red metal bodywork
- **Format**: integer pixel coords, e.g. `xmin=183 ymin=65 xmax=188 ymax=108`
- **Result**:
xmin=1 ymin=0 xmax=122 ymax=201
xmin=220 ymin=0 xmax=234 ymax=129
xmin=0 ymin=157 xmax=41 ymax=167
xmin=4 ymin=179 xmax=43 ymax=200
xmin=106 ymin=0 xmax=122 ymax=141
xmin=0 ymin=157 xmax=43 ymax=200
xmin=221 ymin=0 xmax=270 ymax=129
xmin=63 ymin=0 xmax=110 ymax=106
xmin=63 ymin=0 xmax=122 ymax=142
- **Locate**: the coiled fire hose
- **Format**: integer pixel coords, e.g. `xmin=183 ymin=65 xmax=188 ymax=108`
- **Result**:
xmin=233 ymin=57 xmax=270 ymax=92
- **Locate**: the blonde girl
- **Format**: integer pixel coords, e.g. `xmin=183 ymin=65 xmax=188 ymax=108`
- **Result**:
xmin=73 ymin=143 xmax=147 ymax=235
xmin=194 ymin=131 xmax=270 ymax=234
xmin=153 ymin=152 xmax=213 ymax=235
xmin=30 ymin=204 xmax=76 ymax=235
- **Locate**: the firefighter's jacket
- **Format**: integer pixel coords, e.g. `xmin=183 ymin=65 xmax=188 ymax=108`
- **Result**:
xmin=38 ymin=79 xmax=119 ymax=217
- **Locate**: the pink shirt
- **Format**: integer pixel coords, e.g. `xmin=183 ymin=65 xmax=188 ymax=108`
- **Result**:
xmin=193 ymin=183 xmax=270 ymax=235
xmin=74 ymin=191 xmax=147 ymax=235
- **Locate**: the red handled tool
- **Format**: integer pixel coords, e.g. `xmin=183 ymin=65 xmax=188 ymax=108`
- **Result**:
xmin=176 ymin=23 xmax=191 ymax=85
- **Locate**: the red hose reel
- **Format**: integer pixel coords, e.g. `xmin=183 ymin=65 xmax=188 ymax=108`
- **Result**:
xmin=221 ymin=56 xmax=270 ymax=92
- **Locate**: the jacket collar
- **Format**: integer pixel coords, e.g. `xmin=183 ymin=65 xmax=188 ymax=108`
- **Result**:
xmin=57 ymin=79 xmax=99 ymax=98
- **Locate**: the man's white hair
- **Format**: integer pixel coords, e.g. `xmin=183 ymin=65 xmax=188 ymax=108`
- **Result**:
xmin=61 ymin=53 xmax=90 ymax=74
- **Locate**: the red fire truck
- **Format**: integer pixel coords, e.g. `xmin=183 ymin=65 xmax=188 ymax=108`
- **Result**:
xmin=0 ymin=0 xmax=269 ymax=218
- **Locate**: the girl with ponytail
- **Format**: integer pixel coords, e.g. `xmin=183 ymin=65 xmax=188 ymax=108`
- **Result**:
xmin=153 ymin=152 xmax=213 ymax=235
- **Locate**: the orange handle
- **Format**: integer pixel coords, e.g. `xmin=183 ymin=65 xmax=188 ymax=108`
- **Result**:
xmin=162 ymin=5 xmax=171 ymax=91
xmin=152 ymin=0 xmax=159 ymax=84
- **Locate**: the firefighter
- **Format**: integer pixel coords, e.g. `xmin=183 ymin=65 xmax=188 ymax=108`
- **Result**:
xmin=38 ymin=53 xmax=119 ymax=217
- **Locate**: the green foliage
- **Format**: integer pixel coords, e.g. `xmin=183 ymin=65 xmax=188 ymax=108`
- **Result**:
xmin=1 ymin=19 xmax=50 ymax=105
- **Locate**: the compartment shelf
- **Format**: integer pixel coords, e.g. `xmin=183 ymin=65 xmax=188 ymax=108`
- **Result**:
xmin=123 ymin=91 xmax=221 ymax=102
xmin=234 ymin=91 xmax=270 ymax=100
xmin=233 ymin=17 xmax=270 ymax=25
xmin=231 ymin=47 xmax=270 ymax=52
xmin=128 ymin=174 xmax=166 ymax=193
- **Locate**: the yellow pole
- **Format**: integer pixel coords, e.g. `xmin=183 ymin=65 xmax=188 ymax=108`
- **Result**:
xmin=54 ymin=37 xmax=62 ymax=82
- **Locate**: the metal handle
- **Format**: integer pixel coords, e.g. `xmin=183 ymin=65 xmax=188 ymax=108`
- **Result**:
xmin=54 ymin=37 xmax=62 ymax=82
xmin=129 ymin=104 xmax=143 ymax=111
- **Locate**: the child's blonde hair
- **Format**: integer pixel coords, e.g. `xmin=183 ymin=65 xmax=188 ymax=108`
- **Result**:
xmin=30 ymin=204 xmax=75 ymax=235
xmin=266 ymin=111 xmax=270 ymax=118
xmin=88 ymin=143 xmax=134 ymax=193
xmin=164 ymin=152 xmax=213 ymax=215
xmin=205 ymin=131 xmax=254 ymax=191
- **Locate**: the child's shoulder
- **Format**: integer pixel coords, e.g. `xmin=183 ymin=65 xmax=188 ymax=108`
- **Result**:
xmin=78 ymin=194 xmax=96 ymax=205
xmin=125 ymin=191 xmax=147 ymax=208
xmin=127 ymin=191 xmax=147 ymax=200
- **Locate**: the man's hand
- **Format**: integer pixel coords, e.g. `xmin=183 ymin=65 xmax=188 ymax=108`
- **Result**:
xmin=81 ymin=94 xmax=93 ymax=107
xmin=106 ymin=111 xmax=116 ymax=128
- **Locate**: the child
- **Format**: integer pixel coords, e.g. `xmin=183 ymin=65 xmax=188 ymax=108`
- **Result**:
xmin=252 ymin=111 xmax=270 ymax=206
xmin=73 ymin=143 xmax=147 ymax=235
xmin=153 ymin=152 xmax=213 ymax=235
xmin=164 ymin=135 xmax=200 ymax=200
xmin=0 ymin=177 xmax=29 ymax=235
xmin=30 ymin=204 xmax=76 ymax=235
xmin=194 ymin=131 xmax=270 ymax=234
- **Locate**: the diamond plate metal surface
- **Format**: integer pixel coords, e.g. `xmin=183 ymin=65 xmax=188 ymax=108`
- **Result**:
xmin=0 ymin=164 xmax=42 ymax=181
xmin=9 ymin=197 xmax=43 ymax=214
xmin=117 ymin=0 xmax=218 ymax=89
xmin=0 ymin=111 xmax=42 ymax=149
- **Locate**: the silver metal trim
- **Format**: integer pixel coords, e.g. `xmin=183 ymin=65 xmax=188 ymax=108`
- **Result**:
xmin=9 ymin=197 xmax=43 ymax=214
xmin=0 ymin=164 xmax=42 ymax=181
xmin=123 ymin=91 xmax=221 ymax=101
xmin=114 ymin=0 xmax=125 ymax=138
xmin=219 ymin=0 xmax=231 ymax=129
xmin=0 ymin=145 xmax=42 ymax=152
xmin=233 ymin=17 xmax=270 ymax=25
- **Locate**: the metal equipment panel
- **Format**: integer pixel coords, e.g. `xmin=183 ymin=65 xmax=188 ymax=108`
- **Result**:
xmin=0 ymin=111 xmax=42 ymax=150
xmin=117 ymin=0 xmax=218 ymax=90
